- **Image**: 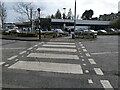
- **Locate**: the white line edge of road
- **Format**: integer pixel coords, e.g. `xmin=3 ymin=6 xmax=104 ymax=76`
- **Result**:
xmin=8 ymin=55 xmax=18 ymax=60
xmin=100 ymin=80 xmax=114 ymax=89
xmin=91 ymin=52 xmax=118 ymax=55
xmin=94 ymin=68 xmax=104 ymax=75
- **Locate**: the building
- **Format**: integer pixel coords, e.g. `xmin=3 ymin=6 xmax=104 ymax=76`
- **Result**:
xmin=99 ymin=12 xmax=120 ymax=21
xmin=51 ymin=19 xmax=110 ymax=30
xmin=15 ymin=18 xmax=110 ymax=32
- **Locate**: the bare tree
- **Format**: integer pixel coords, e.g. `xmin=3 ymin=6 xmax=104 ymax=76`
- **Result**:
xmin=13 ymin=2 xmax=36 ymax=32
xmin=0 ymin=1 xmax=7 ymax=29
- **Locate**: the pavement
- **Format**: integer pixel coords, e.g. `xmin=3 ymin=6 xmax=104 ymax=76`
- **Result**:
xmin=0 ymin=35 xmax=119 ymax=89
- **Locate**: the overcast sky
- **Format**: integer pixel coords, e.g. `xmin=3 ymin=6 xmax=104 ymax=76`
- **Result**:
xmin=1 ymin=0 xmax=120 ymax=23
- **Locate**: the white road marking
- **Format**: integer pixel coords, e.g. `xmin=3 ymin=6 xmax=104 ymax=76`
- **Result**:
xmin=83 ymin=64 xmax=86 ymax=66
xmin=83 ymin=49 xmax=87 ymax=52
xmin=82 ymin=59 xmax=85 ymax=61
xmin=37 ymin=48 xmax=77 ymax=52
xmin=85 ymin=70 xmax=89 ymax=73
xmin=88 ymin=79 xmax=93 ymax=84
xmin=27 ymin=53 xmax=79 ymax=60
xmin=100 ymin=80 xmax=113 ymax=89
xmin=8 ymin=55 xmax=18 ymax=60
xmin=8 ymin=61 xmax=83 ymax=74
xmin=34 ymin=45 xmax=38 ymax=47
xmin=19 ymin=51 xmax=26 ymax=55
xmin=81 ymin=46 xmax=85 ymax=49
xmin=27 ymin=47 xmax=33 ymax=50
xmin=0 ymin=62 xmax=5 ymax=65
xmin=86 ymin=53 xmax=91 ymax=57
xmin=91 ymin=52 xmax=118 ymax=55
xmin=46 ymin=42 xmax=75 ymax=45
xmin=94 ymin=68 xmax=104 ymax=75
xmin=0 ymin=48 xmax=25 ymax=50
xmin=42 ymin=44 xmax=76 ymax=48
xmin=15 ymin=59 xmax=19 ymax=61
xmin=88 ymin=59 xmax=96 ymax=64
xmin=5 ymin=64 xmax=9 ymax=67
xmin=81 ymin=56 xmax=83 ymax=58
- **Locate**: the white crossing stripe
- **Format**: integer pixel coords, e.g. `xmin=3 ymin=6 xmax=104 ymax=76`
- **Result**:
xmin=88 ymin=79 xmax=93 ymax=84
xmin=100 ymin=80 xmax=113 ymax=89
xmin=94 ymin=68 xmax=104 ymax=75
xmin=8 ymin=61 xmax=83 ymax=74
xmin=37 ymin=48 xmax=77 ymax=52
xmin=8 ymin=55 xmax=18 ymax=60
xmin=0 ymin=62 xmax=5 ymax=65
xmin=19 ymin=51 xmax=26 ymax=55
xmin=83 ymin=49 xmax=87 ymax=52
xmin=47 ymin=42 xmax=75 ymax=45
xmin=42 ymin=45 xmax=76 ymax=48
xmin=27 ymin=53 xmax=79 ymax=60
xmin=86 ymin=53 xmax=91 ymax=57
xmin=88 ymin=59 xmax=96 ymax=64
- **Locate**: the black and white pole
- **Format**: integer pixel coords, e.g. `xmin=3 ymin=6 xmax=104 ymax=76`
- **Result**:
xmin=37 ymin=8 xmax=41 ymax=40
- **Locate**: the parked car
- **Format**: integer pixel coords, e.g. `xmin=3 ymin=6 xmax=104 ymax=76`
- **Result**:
xmin=98 ymin=30 xmax=107 ymax=34
xmin=53 ymin=29 xmax=68 ymax=37
xmin=105 ymin=28 xmax=116 ymax=32
xmin=5 ymin=29 xmax=20 ymax=34
xmin=74 ymin=29 xmax=83 ymax=35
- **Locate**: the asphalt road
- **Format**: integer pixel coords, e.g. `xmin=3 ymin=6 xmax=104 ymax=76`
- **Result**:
xmin=1 ymin=35 xmax=119 ymax=89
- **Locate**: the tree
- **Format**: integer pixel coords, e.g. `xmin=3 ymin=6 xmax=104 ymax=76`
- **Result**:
xmin=55 ymin=9 xmax=62 ymax=19
xmin=67 ymin=8 xmax=73 ymax=19
xmin=13 ymin=2 xmax=36 ymax=32
xmin=51 ymin=14 xmax=55 ymax=19
xmin=63 ymin=13 xmax=66 ymax=19
xmin=110 ymin=17 xmax=120 ymax=28
xmin=81 ymin=9 xmax=94 ymax=20
xmin=0 ymin=2 xmax=7 ymax=29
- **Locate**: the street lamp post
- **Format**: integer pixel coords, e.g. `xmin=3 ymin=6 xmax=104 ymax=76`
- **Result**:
xmin=72 ymin=0 xmax=76 ymax=39
xmin=63 ymin=8 xmax=66 ymax=30
xmin=37 ymin=8 xmax=41 ymax=40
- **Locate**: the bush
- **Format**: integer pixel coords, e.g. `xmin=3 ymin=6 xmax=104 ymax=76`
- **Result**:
xmin=98 ymin=32 xmax=120 ymax=35
xmin=17 ymin=33 xmax=37 ymax=37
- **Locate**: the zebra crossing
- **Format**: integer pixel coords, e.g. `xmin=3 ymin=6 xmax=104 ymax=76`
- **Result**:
xmin=8 ymin=41 xmax=83 ymax=75
xmin=4 ymin=41 xmax=114 ymax=89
